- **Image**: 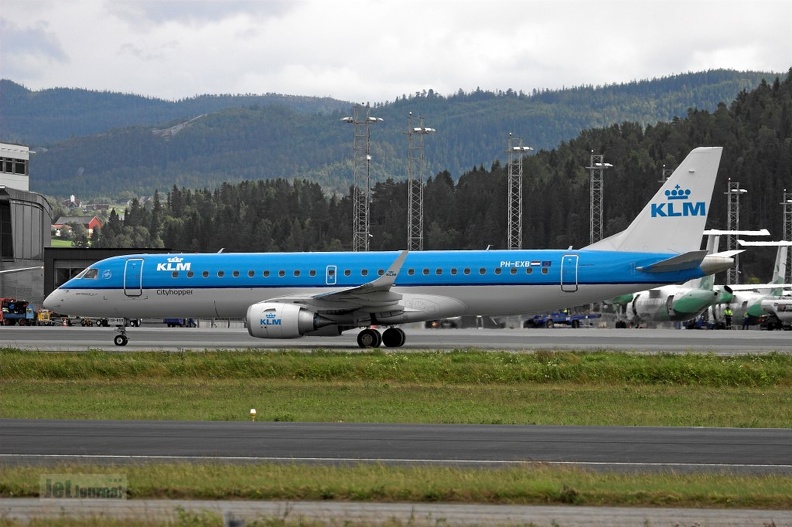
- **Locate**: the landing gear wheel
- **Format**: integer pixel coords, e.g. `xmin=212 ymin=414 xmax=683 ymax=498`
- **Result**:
xmin=357 ymin=328 xmax=382 ymax=348
xmin=382 ymin=327 xmax=406 ymax=348
xmin=114 ymin=334 xmax=128 ymax=346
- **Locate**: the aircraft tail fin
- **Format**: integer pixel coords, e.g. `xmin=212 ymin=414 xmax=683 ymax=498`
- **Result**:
xmin=584 ymin=147 xmax=723 ymax=253
xmin=737 ymin=240 xmax=792 ymax=295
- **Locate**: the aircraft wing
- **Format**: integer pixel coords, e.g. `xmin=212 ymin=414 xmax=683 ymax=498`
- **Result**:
xmin=725 ymin=283 xmax=792 ymax=291
xmin=0 ymin=266 xmax=43 ymax=275
xmin=263 ymin=250 xmax=408 ymax=314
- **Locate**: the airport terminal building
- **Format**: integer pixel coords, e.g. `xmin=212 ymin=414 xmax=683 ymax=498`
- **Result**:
xmin=0 ymin=142 xmax=52 ymax=303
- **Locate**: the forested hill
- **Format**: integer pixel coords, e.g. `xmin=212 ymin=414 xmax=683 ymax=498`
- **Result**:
xmin=0 ymin=69 xmax=778 ymax=198
xmin=90 ymin=71 xmax=792 ymax=282
xmin=0 ymin=80 xmax=350 ymax=145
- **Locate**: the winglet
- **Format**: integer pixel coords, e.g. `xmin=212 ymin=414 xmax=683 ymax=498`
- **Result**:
xmin=361 ymin=250 xmax=408 ymax=291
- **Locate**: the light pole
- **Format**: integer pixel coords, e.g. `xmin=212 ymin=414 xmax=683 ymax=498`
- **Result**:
xmin=586 ymin=152 xmax=612 ymax=245
xmin=507 ymin=134 xmax=533 ymax=250
xmin=725 ymin=180 xmax=747 ymax=284
xmin=780 ymin=189 xmax=792 ymax=283
xmin=406 ymin=113 xmax=435 ymax=251
xmin=341 ymin=104 xmax=382 ymax=252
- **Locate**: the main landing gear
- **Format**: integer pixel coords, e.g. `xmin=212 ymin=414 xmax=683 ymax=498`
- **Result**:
xmin=356 ymin=327 xmax=406 ymax=348
xmin=114 ymin=325 xmax=128 ymax=346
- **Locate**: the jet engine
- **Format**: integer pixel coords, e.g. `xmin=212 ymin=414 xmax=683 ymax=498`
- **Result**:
xmin=246 ymin=302 xmax=332 ymax=339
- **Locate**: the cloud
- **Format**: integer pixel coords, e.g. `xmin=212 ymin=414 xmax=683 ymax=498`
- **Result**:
xmin=105 ymin=0 xmax=298 ymax=28
xmin=1 ymin=0 xmax=789 ymax=103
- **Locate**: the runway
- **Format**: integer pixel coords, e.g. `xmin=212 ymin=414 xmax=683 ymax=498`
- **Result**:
xmin=2 ymin=419 xmax=791 ymax=474
xmin=3 ymin=326 xmax=791 ymax=525
xmin=1 ymin=324 xmax=791 ymax=353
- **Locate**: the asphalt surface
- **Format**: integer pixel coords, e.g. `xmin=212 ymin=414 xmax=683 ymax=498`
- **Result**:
xmin=2 ymin=420 xmax=791 ymax=474
xmin=2 ymin=498 xmax=791 ymax=527
xmin=2 ymin=324 xmax=792 ymax=352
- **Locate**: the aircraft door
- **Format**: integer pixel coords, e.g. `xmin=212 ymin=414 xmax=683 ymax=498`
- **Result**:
xmin=124 ymin=258 xmax=144 ymax=297
xmin=560 ymin=254 xmax=578 ymax=292
xmin=326 ymin=265 xmax=337 ymax=285
xmin=665 ymin=295 xmax=675 ymax=316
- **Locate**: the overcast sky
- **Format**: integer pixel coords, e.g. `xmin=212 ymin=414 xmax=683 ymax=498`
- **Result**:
xmin=2 ymin=0 xmax=790 ymax=104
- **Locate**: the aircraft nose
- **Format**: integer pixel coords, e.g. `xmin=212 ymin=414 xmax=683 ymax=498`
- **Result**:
xmin=42 ymin=290 xmax=64 ymax=311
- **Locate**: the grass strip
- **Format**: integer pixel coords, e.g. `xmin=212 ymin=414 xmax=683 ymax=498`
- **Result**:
xmin=2 ymin=378 xmax=791 ymax=426
xmin=1 ymin=462 xmax=791 ymax=509
xmin=1 ymin=349 xmax=791 ymax=426
xmin=2 ymin=348 xmax=792 ymax=386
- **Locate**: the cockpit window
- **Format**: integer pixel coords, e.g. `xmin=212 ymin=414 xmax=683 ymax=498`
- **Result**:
xmin=76 ymin=268 xmax=99 ymax=279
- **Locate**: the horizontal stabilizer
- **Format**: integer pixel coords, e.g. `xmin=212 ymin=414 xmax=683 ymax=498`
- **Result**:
xmin=637 ymin=250 xmax=707 ymax=273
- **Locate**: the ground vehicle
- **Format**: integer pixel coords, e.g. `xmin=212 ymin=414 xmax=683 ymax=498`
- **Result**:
xmin=0 ymin=298 xmax=37 ymax=325
xmin=424 ymin=317 xmax=462 ymax=329
xmin=93 ymin=318 xmax=142 ymax=327
xmin=164 ymin=318 xmax=186 ymax=327
xmin=523 ymin=311 xmax=601 ymax=328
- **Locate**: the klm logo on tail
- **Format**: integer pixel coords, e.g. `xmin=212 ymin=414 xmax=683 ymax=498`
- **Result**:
xmin=651 ymin=185 xmax=706 ymax=218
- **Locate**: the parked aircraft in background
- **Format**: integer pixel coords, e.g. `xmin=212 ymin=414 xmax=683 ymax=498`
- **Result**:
xmin=44 ymin=147 xmax=732 ymax=347
xmin=714 ymin=240 xmax=792 ymax=328
xmin=603 ymin=229 xmax=764 ymax=327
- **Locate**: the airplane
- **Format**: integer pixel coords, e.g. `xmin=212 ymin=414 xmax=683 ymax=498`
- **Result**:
xmin=603 ymin=230 xmax=768 ymax=328
xmin=759 ymin=298 xmax=792 ymax=327
xmin=606 ymin=272 xmax=734 ymax=328
xmin=713 ymin=240 xmax=792 ymax=328
xmin=43 ymin=147 xmax=734 ymax=347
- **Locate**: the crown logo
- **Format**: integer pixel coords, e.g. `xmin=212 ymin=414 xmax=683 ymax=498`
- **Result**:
xmin=665 ymin=185 xmax=690 ymax=200
xmin=167 ymin=256 xmax=184 ymax=263
xmin=266 ymin=312 xmax=277 ymax=318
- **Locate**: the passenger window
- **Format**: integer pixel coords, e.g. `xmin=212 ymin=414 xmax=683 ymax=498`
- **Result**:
xmin=435 ymin=268 xmax=442 ymax=275
xmin=510 ymin=268 xmax=517 ymax=275
xmin=202 ymin=271 xmax=209 ymax=278
xmin=378 ymin=269 xmax=384 ymax=276
xmin=294 ymin=270 xmax=300 ymax=277
xmin=187 ymin=271 xmax=194 ymax=278
xmin=451 ymin=268 xmax=457 ymax=275
xmin=310 ymin=270 xmax=316 ymax=277
xmin=541 ymin=268 xmax=549 ymax=274
xmin=479 ymin=268 xmax=486 ymax=275
xmin=526 ymin=268 xmax=533 ymax=274
xmin=232 ymin=270 xmax=240 ymax=278
xmin=344 ymin=269 xmax=351 ymax=277
xmin=464 ymin=268 xmax=470 ymax=275
xmin=361 ymin=269 xmax=369 ymax=276
xmin=278 ymin=270 xmax=285 ymax=277
xmin=172 ymin=271 xmax=179 ymax=278
xmin=248 ymin=270 xmax=255 ymax=278
xmin=494 ymin=268 xmax=501 ymax=275
xmin=422 ymin=268 xmax=430 ymax=275
xmin=408 ymin=268 xmax=415 ymax=275
xmin=263 ymin=270 xmax=270 ymax=277
xmin=217 ymin=271 xmax=225 ymax=278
